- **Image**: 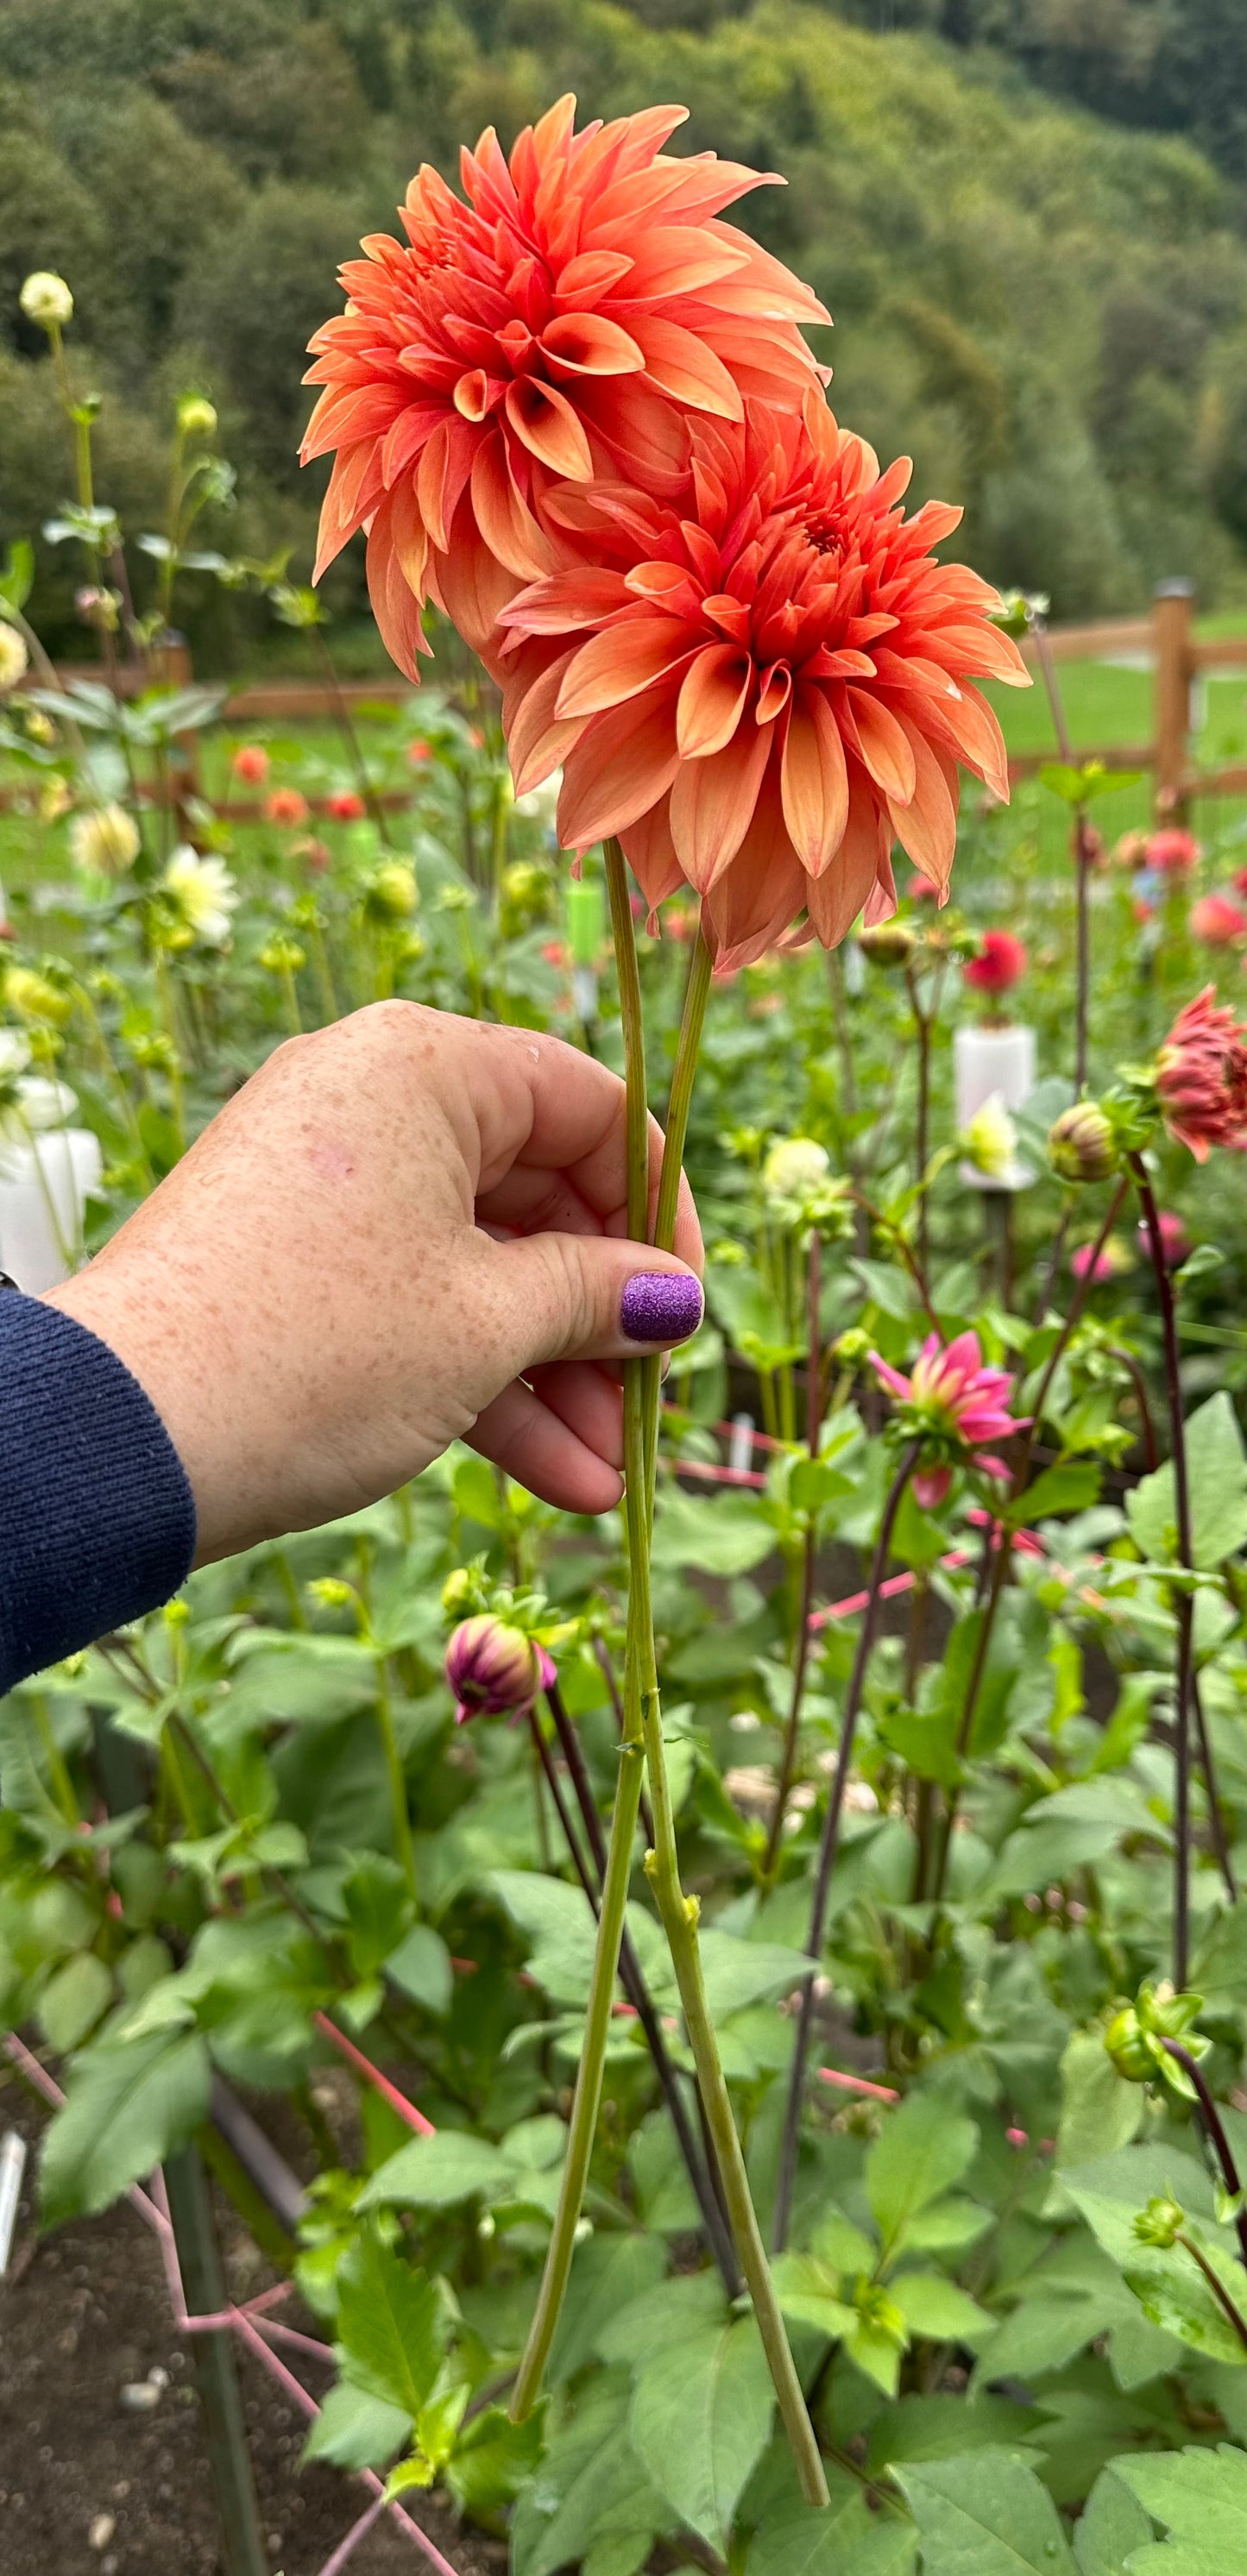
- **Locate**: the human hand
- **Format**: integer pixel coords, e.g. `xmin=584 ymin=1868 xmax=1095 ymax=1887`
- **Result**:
xmin=47 ymin=1002 xmax=703 ymax=1561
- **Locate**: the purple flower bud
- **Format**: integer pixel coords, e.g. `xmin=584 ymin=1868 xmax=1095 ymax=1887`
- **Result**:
xmin=444 ymin=1615 xmax=553 ymax=1725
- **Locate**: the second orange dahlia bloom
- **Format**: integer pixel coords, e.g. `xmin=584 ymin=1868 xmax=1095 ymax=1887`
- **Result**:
xmin=302 ymin=95 xmax=828 ymax=677
xmin=494 ymin=395 xmax=1028 ymax=968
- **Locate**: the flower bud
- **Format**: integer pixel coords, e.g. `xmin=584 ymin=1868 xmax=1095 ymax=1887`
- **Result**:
xmin=858 ymin=920 xmax=916 ymax=967
xmin=70 ymin=802 xmax=141 ymax=878
xmin=177 ymin=393 xmax=217 ymax=440
xmin=960 ymin=1097 xmax=1017 ymax=1182
xmin=20 ymin=271 xmax=73 ymax=330
xmin=832 ymin=1327 xmax=872 ymax=1367
xmin=1133 ymin=2193 xmax=1185 ymax=2251
xmin=441 ymin=1568 xmax=475 ymax=1618
xmin=0 ymin=623 xmax=29 ymax=693
xmin=763 ymin=1137 xmax=830 ymax=1206
xmin=4 ymin=965 xmax=71 ymax=1026
xmin=1048 ymin=1102 xmax=1116 ymax=1185
xmin=445 ymin=1615 xmax=551 ymax=1725
xmin=308 ymin=1575 xmax=356 ymax=1611
xmin=367 ymin=861 xmax=418 ymax=921
xmin=1105 ymin=2004 xmax=1153 ymax=2082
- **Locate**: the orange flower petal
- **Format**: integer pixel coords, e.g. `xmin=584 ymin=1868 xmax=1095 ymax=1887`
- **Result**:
xmin=504 ymin=378 xmax=595 ymax=479
xmin=780 ymin=685 xmax=849 ymax=878
xmin=539 ymin=312 xmax=646 ymax=376
xmin=556 ymin=617 xmax=701 ymax=719
xmin=675 ymin=644 xmax=753 ymax=759
xmin=669 ymin=721 xmax=772 ymax=890
xmin=556 ymin=689 xmax=684 ymax=847
xmin=841 ymin=688 xmax=916 ymax=805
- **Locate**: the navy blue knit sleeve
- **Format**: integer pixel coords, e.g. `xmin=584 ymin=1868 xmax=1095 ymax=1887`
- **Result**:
xmin=0 ymin=1294 xmax=196 ymax=1693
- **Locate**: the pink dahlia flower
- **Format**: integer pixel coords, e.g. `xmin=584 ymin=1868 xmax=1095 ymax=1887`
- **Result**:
xmin=1156 ymin=986 xmax=1247 ymax=1160
xmin=445 ymin=1614 xmax=554 ymax=1724
xmin=869 ymin=1330 xmax=1024 ymax=1507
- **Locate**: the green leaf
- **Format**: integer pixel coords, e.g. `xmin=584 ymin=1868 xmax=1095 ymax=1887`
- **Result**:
xmin=444 ymin=2403 xmax=546 ymax=2519
xmin=357 ymin=2128 xmax=515 ymax=2210
xmin=649 ymin=1486 xmax=776 ymax=1577
xmin=746 ymin=2498 xmax=916 ymax=2576
xmin=301 ymin=2380 xmax=411 ymax=2470
xmin=341 ymin=1851 xmax=412 ymax=1977
xmin=1061 ymin=2147 xmax=1247 ymax=2362
xmin=895 ymin=2451 xmax=1077 ymax=2573
xmin=510 ymin=2372 xmax=669 ymax=2576
xmin=697 ymin=1929 xmax=812 ymax=2019
xmin=1013 ymin=1463 xmax=1101 ymax=1524
xmin=629 ymin=2317 xmax=775 ymax=2552
xmin=867 ymin=2395 xmax=1041 ymax=2473
xmin=1074 ymin=2467 xmax=1154 ymax=2575
xmin=335 ymin=2236 xmax=444 ymax=2420
xmin=40 ymin=2029 xmax=211 ymax=2224
xmin=866 ymin=2094 xmax=979 ymax=2251
xmin=889 ymin=2272 xmax=992 ymax=2345
xmin=384 ymin=1922 xmax=453 ymax=2017
xmin=1126 ymin=1394 xmax=1247 ymax=1568
xmin=1055 ymin=2031 xmax=1144 ymax=2173
xmin=39 ymin=1951 xmax=113 ymax=2052
xmin=383 ymin=2455 xmax=435 ymax=2498
xmin=1117 ymin=2445 xmax=1247 ymax=2560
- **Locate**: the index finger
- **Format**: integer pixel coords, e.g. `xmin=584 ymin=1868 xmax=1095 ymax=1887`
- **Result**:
xmin=440 ymin=1016 xmax=704 ymax=1271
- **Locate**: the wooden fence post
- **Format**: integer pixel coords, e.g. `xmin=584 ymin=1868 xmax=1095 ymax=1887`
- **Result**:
xmin=1153 ymin=580 xmax=1195 ymax=820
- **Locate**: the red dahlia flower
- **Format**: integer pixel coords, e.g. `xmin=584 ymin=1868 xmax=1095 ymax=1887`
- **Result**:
xmin=303 ymin=96 xmax=828 ymax=676
xmin=265 ymin=788 xmax=310 ymax=826
xmin=1155 ymin=987 xmax=1247 ymax=1160
xmin=870 ymin=1329 xmax=1025 ymax=1508
xmin=1147 ymin=827 xmax=1200 ymax=875
xmin=232 ymin=744 xmax=269 ymax=784
xmin=325 ymin=789 xmax=368 ymax=821
xmin=495 ymin=396 xmax=1026 ymax=970
xmin=963 ymin=928 xmax=1027 ymax=996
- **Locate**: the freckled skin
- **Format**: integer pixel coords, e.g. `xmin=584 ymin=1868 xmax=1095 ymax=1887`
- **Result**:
xmin=47 ymin=1002 xmax=702 ymax=1563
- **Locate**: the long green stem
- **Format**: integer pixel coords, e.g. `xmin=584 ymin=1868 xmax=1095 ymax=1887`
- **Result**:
xmin=644 ymin=927 xmax=713 ymax=1510
xmin=610 ymin=851 xmax=828 ymax=2505
xmin=374 ymin=1656 xmax=418 ymax=1904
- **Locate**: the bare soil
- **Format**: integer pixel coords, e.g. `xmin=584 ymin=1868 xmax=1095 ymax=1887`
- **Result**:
xmin=0 ymin=2079 xmax=499 ymax=2576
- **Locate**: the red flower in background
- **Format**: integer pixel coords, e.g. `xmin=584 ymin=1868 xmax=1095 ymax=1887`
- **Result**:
xmin=325 ymin=789 xmax=368 ymax=821
xmin=303 ymin=95 xmax=829 ymax=676
xmin=265 ymin=788 xmax=310 ymax=826
xmin=1138 ymin=1210 xmax=1190 ymax=1272
xmin=406 ymin=738 xmax=431 ymax=767
xmin=1156 ymin=986 xmax=1247 ymax=1160
xmin=1148 ymin=827 xmax=1200 ymax=875
xmin=232 ymin=744 xmax=269 ymax=784
xmin=1189 ymin=892 xmax=1247 ymax=948
xmin=494 ymin=396 xmax=1025 ymax=970
xmin=963 ymin=927 xmax=1027 ymax=995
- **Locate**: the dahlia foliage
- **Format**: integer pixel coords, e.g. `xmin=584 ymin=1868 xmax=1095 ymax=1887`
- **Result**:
xmin=306 ymin=96 xmax=1027 ymax=962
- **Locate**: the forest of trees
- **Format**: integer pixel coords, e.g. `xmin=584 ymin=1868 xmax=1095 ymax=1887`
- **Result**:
xmin=5 ymin=0 xmax=1247 ymax=654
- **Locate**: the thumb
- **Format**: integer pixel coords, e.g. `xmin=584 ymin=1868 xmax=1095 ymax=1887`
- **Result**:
xmin=481 ymin=1230 xmax=704 ymax=1375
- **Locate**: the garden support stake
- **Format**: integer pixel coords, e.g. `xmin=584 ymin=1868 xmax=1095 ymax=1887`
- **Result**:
xmin=162 ymin=2143 xmax=268 ymax=2576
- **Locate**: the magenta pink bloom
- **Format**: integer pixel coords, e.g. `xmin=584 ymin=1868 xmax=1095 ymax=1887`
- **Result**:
xmin=1071 ymin=1237 xmax=1130 ymax=1286
xmin=869 ymin=1330 xmax=1024 ymax=1507
xmin=1190 ymin=892 xmax=1247 ymax=949
xmin=1148 ymin=827 xmax=1200 ymax=876
xmin=1156 ymin=986 xmax=1247 ymax=1161
xmin=1139 ymin=1209 xmax=1191 ymax=1272
xmin=444 ymin=1615 xmax=554 ymax=1724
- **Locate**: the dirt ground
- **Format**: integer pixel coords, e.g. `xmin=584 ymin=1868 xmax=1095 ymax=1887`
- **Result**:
xmin=0 ymin=2079 xmax=500 ymax=2576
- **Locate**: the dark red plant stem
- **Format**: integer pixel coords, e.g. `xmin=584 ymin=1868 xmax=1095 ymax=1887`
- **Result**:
xmin=905 ymin=962 xmax=932 ymax=1276
xmin=772 ymin=1440 xmax=921 ymax=2253
xmin=763 ymin=1234 xmax=824 ymax=1880
xmin=1192 ymin=1671 xmax=1238 ymax=1905
xmin=1176 ymin=2234 xmax=1247 ymax=2352
xmin=542 ymin=1683 xmax=740 ymax=2296
xmin=1160 ymin=2039 xmax=1247 ymax=2272
xmin=1131 ymin=1153 xmax=1197 ymax=1988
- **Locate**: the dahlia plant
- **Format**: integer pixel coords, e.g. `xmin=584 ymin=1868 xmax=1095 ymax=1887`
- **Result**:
xmin=305 ymin=91 xmax=1024 ymax=2499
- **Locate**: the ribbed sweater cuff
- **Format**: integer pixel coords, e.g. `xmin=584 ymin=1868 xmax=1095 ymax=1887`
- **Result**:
xmin=0 ymin=1293 xmax=197 ymax=1693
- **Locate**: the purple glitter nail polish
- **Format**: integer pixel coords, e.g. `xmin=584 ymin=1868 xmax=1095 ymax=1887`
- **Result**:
xmin=620 ymin=1272 xmax=703 ymax=1344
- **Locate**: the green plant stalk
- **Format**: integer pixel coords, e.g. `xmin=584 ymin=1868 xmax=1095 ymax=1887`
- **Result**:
xmin=614 ymin=853 xmax=827 ymax=2505
xmin=763 ymin=1229 xmax=823 ymax=1882
xmin=373 ymin=1653 xmax=418 ymax=1904
xmin=643 ymin=927 xmax=713 ymax=1507
xmin=512 ymin=836 xmax=652 ymax=2422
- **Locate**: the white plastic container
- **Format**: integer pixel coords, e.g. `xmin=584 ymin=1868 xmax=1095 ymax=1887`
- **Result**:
xmin=954 ymin=1023 xmax=1036 ymax=1193
xmin=0 ymin=1128 xmax=104 ymax=1290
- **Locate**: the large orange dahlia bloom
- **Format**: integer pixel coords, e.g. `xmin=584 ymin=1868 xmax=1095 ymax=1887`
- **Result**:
xmin=494 ymin=395 xmax=1029 ymax=969
xmin=301 ymin=96 xmax=828 ymax=677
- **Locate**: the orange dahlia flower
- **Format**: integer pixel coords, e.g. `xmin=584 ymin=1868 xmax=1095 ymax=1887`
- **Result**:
xmin=301 ymin=96 xmax=828 ymax=676
xmin=495 ymin=396 xmax=1028 ymax=969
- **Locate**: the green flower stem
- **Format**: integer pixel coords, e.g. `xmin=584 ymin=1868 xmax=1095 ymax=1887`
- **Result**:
xmin=773 ymin=1440 xmax=921 ymax=2257
xmin=373 ymin=1653 xmax=418 ymax=1904
xmin=1159 ymin=2038 xmax=1247 ymax=2273
xmin=512 ymin=838 xmax=652 ymax=2422
xmin=613 ymin=857 xmax=827 ymax=2508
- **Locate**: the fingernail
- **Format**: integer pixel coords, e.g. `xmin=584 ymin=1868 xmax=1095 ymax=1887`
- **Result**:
xmin=620 ymin=1272 xmax=703 ymax=1344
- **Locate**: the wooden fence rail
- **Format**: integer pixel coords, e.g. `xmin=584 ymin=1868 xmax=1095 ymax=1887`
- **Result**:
xmin=36 ymin=580 xmax=1247 ymax=820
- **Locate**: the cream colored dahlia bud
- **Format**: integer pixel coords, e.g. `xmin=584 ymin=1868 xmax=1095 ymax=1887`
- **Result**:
xmin=20 ymin=272 xmax=73 ymax=330
xmin=366 ymin=861 xmax=418 ymax=921
xmin=0 ymin=624 xmax=28 ymax=692
xmin=1048 ymin=1102 xmax=1116 ymax=1184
